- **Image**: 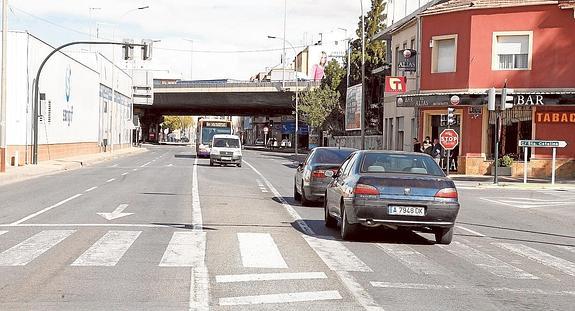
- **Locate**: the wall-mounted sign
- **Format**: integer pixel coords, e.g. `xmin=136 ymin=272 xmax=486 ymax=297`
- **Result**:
xmin=515 ymin=93 xmax=575 ymax=106
xmin=398 ymin=49 xmax=417 ymax=72
xmin=397 ymin=94 xmax=485 ymax=107
xmin=385 ymin=76 xmax=407 ymax=94
xmin=519 ymin=140 xmax=567 ymax=148
xmin=535 ymin=112 xmax=575 ymax=123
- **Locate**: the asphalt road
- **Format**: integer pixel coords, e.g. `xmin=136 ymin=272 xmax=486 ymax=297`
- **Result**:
xmin=0 ymin=145 xmax=573 ymax=310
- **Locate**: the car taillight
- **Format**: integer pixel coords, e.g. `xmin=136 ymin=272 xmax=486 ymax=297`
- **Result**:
xmin=435 ymin=188 xmax=458 ymax=199
xmin=312 ymin=170 xmax=326 ymax=178
xmin=354 ymin=184 xmax=379 ymax=196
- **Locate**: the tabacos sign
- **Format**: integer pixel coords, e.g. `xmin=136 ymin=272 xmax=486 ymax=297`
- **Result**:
xmin=535 ymin=112 xmax=575 ymax=124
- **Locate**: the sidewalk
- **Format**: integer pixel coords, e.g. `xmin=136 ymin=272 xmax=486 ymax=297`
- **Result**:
xmin=0 ymin=147 xmax=148 ymax=186
xmin=450 ymin=174 xmax=575 ymax=190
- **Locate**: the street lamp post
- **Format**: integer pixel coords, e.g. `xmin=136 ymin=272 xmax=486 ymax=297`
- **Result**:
xmin=0 ymin=0 xmax=7 ymax=172
xmin=360 ymin=0 xmax=366 ymax=150
xmin=268 ymin=35 xmax=299 ymax=155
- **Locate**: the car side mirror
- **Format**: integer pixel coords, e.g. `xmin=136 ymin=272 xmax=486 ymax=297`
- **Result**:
xmin=324 ymin=170 xmax=334 ymax=178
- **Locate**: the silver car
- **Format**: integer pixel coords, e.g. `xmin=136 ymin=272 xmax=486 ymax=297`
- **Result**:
xmin=294 ymin=147 xmax=356 ymax=206
xmin=324 ymin=150 xmax=460 ymax=244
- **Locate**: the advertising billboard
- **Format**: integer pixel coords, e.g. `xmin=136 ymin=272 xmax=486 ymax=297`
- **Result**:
xmin=345 ymin=84 xmax=362 ymax=131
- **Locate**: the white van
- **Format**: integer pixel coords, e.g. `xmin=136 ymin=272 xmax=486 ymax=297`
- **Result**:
xmin=210 ymin=134 xmax=242 ymax=167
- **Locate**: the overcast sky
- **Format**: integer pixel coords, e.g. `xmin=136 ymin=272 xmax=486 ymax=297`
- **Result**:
xmin=8 ymin=0 xmax=362 ymax=80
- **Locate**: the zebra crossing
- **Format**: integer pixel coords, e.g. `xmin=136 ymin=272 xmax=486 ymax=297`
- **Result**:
xmin=0 ymin=228 xmax=573 ymax=283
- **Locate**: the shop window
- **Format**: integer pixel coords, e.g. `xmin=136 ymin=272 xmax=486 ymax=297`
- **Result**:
xmin=492 ymin=32 xmax=532 ymax=70
xmin=486 ymin=107 xmax=533 ymax=161
xmin=431 ymin=35 xmax=457 ymax=73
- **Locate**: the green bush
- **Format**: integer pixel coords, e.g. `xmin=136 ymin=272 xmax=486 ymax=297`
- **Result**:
xmin=497 ymin=155 xmax=514 ymax=167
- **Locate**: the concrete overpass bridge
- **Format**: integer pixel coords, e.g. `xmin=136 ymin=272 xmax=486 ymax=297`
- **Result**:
xmin=133 ymin=80 xmax=319 ymax=141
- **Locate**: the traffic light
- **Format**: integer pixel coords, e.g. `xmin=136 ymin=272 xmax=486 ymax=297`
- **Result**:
xmin=122 ymin=39 xmax=134 ymax=60
xmin=142 ymin=39 xmax=153 ymax=60
xmin=269 ymin=120 xmax=274 ymax=127
xmin=500 ymin=87 xmax=514 ymax=111
xmin=487 ymin=87 xmax=496 ymax=111
xmin=447 ymin=107 xmax=455 ymax=126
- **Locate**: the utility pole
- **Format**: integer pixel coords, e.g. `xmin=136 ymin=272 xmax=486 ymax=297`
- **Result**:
xmin=0 ymin=0 xmax=7 ymax=172
xmin=282 ymin=0 xmax=287 ymax=89
xmin=360 ymin=0 xmax=366 ymax=150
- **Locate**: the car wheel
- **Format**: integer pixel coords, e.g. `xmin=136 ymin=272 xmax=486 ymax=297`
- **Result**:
xmin=300 ymin=183 xmax=311 ymax=206
xmin=237 ymin=162 xmax=242 ymax=167
xmin=293 ymin=182 xmax=301 ymax=201
xmin=324 ymin=197 xmax=337 ymax=228
xmin=341 ymin=203 xmax=358 ymax=241
xmin=435 ymin=227 xmax=454 ymax=245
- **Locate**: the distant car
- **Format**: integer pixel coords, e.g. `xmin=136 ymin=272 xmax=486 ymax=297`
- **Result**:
xmin=280 ymin=139 xmax=292 ymax=148
xmin=255 ymin=138 xmax=265 ymax=146
xmin=323 ymin=150 xmax=460 ymax=244
xmin=210 ymin=134 xmax=242 ymax=167
xmin=294 ymin=147 xmax=356 ymax=206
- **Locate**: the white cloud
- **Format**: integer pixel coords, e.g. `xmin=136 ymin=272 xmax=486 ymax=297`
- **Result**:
xmin=8 ymin=0 xmax=363 ymax=80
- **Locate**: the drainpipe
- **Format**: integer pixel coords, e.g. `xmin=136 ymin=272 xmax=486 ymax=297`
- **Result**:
xmin=415 ymin=14 xmax=422 ymax=141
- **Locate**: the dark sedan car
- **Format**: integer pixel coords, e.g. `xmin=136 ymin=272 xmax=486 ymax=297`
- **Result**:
xmin=294 ymin=147 xmax=356 ymax=206
xmin=324 ymin=150 xmax=460 ymax=244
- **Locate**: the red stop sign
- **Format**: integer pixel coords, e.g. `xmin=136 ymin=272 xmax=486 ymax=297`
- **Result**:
xmin=440 ymin=129 xmax=459 ymax=150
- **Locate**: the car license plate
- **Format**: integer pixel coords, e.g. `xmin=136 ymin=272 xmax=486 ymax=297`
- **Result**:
xmin=222 ymin=157 xmax=232 ymax=161
xmin=388 ymin=206 xmax=425 ymax=216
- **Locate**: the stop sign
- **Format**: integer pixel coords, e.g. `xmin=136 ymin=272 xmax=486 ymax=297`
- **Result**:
xmin=440 ymin=129 xmax=459 ymax=150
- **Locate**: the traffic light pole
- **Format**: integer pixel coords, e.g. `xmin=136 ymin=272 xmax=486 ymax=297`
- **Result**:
xmin=32 ymin=41 xmax=146 ymax=164
xmin=493 ymin=111 xmax=500 ymax=184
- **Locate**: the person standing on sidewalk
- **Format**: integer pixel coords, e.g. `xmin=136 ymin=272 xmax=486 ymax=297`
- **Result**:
xmin=432 ymin=138 xmax=443 ymax=165
xmin=422 ymin=136 xmax=433 ymax=154
xmin=413 ymin=138 xmax=422 ymax=153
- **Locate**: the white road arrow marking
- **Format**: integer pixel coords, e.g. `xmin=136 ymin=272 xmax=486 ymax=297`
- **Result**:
xmin=97 ymin=204 xmax=133 ymax=221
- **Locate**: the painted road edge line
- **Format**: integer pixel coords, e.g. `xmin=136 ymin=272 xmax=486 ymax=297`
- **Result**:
xmin=456 ymin=225 xmax=487 ymax=237
xmin=85 ymin=186 xmax=98 ymax=192
xmin=219 ymin=290 xmax=342 ymax=306
xmin=243 ymin=159 xmax=384 ymax=311
xmin=215 ymin=272 xmax=327 ymax=283
xmin=10 ymin=194 xmax=83 ymax=225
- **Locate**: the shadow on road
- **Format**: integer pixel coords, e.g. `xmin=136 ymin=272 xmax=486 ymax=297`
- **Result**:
xmin=272 ymin=196 xmax=323 ymax=208
xmin=174 ymin=154 xmax=197 ymax=159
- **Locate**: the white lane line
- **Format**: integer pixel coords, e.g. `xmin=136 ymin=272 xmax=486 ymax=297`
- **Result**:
xmin=370 ymin=282 xmax=575 ymax=296
xmin=10 ymin=194 xmax=83 ymax=225
xmin=237 ymin=233 xmax=287 ymax=269
xmin=244 ymin=159 xmax=382 ymax=311
xmin=376 ymin=244 xmax=446 ymax=275
xmin=72 ymin=231 xmax=141 ymax=266
xmin=159 ymin=232 xmax=206 ymax=267
xmin=0 ymin=223 xmax=187 ymax=228
xmin=84 ymin=186 xmax=98 ymax=192
xmin=303 ymin=235 xmax=372 ymax=272
xmin=493 ymin=243 xmax=575 ymax=276
xmin=140 ymin=161 xmax=151 ymax=167
xmin=106 ymin=178 xmax=116 ymax=183
xmin=110 ymin=164 xmax=118 ymax=167
xmin=132 ymin=168 xmax=138 ymax=171
xmin=0 ymin=230 xmax=75 ymax=266
xmin=0 ymin=231 xmax=7 ymax=236
xmin=219 ymin=290 xmax=342 ymax=306
xmin=215 ymin=272 xmax=327 ymax=283
xmin=456 ymin=225 xmax=487 ymax=237
xmin=440 ymin=241 xmax=538 ymax=279
xmin=121 ymin=172 xmax=129 ymax=176
xmin=188 ymin=156 xmax=209 ymax=311
xmin=244 ymin=160 xmax=313 ymax=235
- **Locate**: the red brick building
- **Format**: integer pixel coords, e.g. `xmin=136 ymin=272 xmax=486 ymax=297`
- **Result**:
xmin=397 ymin=0 xmax=575 ymax=177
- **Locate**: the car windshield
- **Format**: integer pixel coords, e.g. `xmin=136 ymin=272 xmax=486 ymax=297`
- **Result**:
xmin=311 ymin=149 xmax=354 ymax=164
xmin=213 ymin=138 xmax=240 ymax=148
xmin=360 ymin=153 xmax=445 ymax=176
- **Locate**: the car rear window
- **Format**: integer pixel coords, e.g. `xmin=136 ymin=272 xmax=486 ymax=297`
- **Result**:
xmin=213 ymin=138 xmax=240 ymax=148
xmin=312 ymin=149 xmax=354 ymax=164
xmin=360 ymin=153 xmax=444 ymax=176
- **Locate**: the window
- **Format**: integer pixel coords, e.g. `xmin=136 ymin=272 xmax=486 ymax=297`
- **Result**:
xmin=492 ymin=32 xmax=532 ymax=70
xmin=432 ymin=35 xmax=457 ymax=73
xmin=402 ymin=41 xmax=408 ymax=50
xmin=410 ymin=38 xmax=415 ymax=49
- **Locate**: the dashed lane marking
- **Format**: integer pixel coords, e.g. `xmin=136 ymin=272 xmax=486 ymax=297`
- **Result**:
xmin=106 ymin=178 xmax=116 ymax=183
xmin=85 ymin=186 xmax=98 ymax=192
xmin=10 ymin=194 xmax=83 ymax=225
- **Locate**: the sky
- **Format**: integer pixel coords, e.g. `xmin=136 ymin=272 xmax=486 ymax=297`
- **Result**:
xmin=7 ymin=0 xmax=363 ymax=80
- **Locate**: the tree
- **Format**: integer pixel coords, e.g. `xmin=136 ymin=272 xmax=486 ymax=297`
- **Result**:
xmin=299 ymin=59 xmax=346 ymax=130
xmin=162 ymin=116 xmax=195 ymax=132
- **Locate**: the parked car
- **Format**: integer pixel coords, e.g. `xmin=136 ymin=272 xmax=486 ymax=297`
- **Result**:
xmin=255 ymin=138 xmax=265 ymax=146
xmin=294 ymin=147 xmax=356 ymax=206
xmin=323 ymin=150 xmax=460 ymax=244
xmin=210 ymin=134 xmax=242 ymax=167
xmin=280 ymin=139 xmax=292 ymax=148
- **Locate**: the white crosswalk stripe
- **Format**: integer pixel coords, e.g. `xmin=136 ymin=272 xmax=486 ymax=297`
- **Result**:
xmin=0 ymin=230 xmax=75 ymax=266
xmin=159 ymin=231 xmax=206 ymax=267
xmin=237 ymin=233 xmax=287 ymax=268
xmin=377 ymin=244 xmax=447 ymax=275
xmin=72 ymin=231 xmax=141 ymax=266
xmin=494 ymin=243 xmax=575 ymax=277
xmin=440 ymin=241 xmax=538 ymax=279
xmin=303 ymin=235 xmax=372 ymax=272
xmin=219 ymin=290 xmax=342 ymax=306
xmin=556 ymin=245 xmax=575 ymax=254
xmin=0 ymin=231 xmax=7 ymax=236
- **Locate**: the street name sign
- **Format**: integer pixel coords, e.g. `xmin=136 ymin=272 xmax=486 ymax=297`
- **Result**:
xmin=518 ymin=140 xmax=567 ymax=148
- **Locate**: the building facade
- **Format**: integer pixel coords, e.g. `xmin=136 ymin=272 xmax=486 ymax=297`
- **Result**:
xmin=398 ymin=1 xmax=575 ymax=177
